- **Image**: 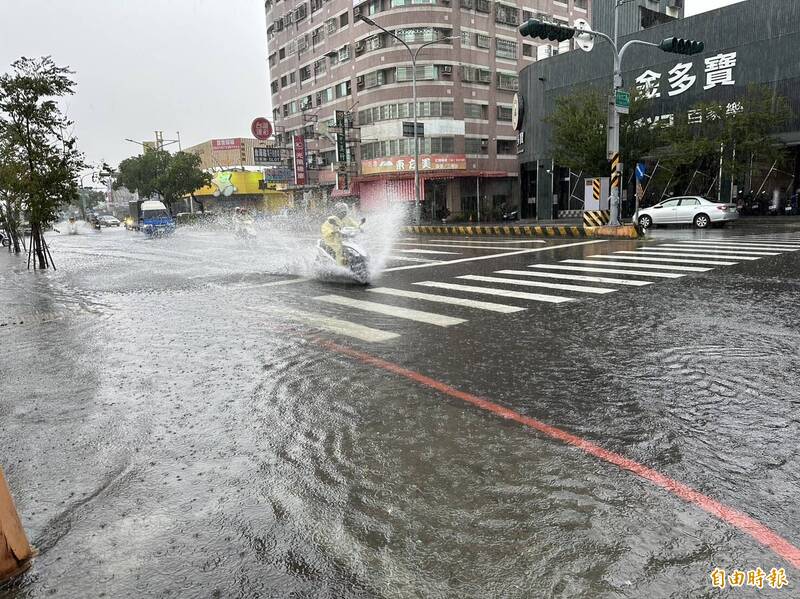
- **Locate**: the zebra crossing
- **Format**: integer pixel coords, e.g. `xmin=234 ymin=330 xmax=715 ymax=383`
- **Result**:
xmin=277 ymin=235 xmax=800 ymax=343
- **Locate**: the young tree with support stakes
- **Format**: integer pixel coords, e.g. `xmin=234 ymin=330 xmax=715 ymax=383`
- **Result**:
xmin=0 ymin=56 xmax=83 ymax=268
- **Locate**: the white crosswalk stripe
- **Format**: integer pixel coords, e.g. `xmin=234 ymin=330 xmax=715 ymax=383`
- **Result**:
xmin=458 ymin=274 xmax=616 ymax=295
xmin=272 ymin=308 xmax=399 ymax=342
xmin=410 ymin=239 xmax=547 ymax=245
xmin=368 ymin=287 xmax=525 ymax=313
xmin=676 ymin=241 xmax=800 ymax=251
xmin=497 ymin=269 xmax=653 ymax=287
xmin=314 ymin=294 xmax=466 ymax=327
xmin=414 ymin=281 xmax=574 ymax=304
xmin=387 ymin=255 xmax=443 ymax=264
xmin=651 ymin=245 xmax=780 ymax=256
xmin=531 ymin=264 xmax=685 ymax=278
xmin=592 ymin=254 xmax=738 ymax=266
xmin=618 ymin=250 xmax=761 ymax=261
xmin=563 ymin=259 xmax=710 ymax=272
xmin=397 ymin=249 xmax=460 ymax=255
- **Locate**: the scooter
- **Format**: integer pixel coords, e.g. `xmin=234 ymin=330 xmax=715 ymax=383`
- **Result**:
xmin=67 ymin=217 xmax=78 ymax=235
xmin=234 ymin=219 xmax=257 ymax=247
xmin=315 ymin=220 xmax=369 ymax=284
xmin=502 ymin=210 xmax=519 ymax=221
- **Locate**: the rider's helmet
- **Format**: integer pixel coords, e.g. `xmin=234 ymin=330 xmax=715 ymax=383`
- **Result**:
xmin=333 ymin=202 xmax=348 ymax=219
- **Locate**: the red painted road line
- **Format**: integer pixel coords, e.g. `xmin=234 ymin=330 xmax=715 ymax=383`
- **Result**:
xmin=316 ymin=338 xmax=800 ymax=571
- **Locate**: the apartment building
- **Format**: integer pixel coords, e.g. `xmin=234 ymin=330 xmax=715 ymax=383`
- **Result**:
xmin=266 ymin=0 xmax=591 ymax=219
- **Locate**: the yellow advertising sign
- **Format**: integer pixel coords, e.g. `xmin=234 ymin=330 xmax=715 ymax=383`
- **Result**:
xmin=194 ymin=171 xmax=265 ymax=197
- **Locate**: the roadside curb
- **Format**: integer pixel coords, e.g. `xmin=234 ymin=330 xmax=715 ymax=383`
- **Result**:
xmin=402 ymin=224 xmax=641 ymax=239
xmin=402 ymin=225 xmax=588 ymax=237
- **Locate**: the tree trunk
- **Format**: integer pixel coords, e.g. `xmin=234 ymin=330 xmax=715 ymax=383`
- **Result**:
xmin=31 ymin=222 xmax=47 ymax=269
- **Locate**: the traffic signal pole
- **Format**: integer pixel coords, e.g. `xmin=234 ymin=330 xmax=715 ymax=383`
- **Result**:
xmin=519 ymin=15 xmax=703 ymax=227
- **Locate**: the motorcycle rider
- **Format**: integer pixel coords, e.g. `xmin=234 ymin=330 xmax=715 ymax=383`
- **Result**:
xmin=321 ymin=202 xmax=361 ymax=266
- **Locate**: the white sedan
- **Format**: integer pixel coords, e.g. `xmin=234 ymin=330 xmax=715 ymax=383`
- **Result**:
xmin=637 ymin=196 xmax=738 ymax=229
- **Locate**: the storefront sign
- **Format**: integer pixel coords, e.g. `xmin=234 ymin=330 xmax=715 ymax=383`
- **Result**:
xmin=293 ymin=135 xmax=307 ymax=185
xmin=254 ymin=146 xmax=283 ymax=165
xmin=212 ymin=138 xmax=242 ymax=151
xmin=251 ymin=117 xmax=273 ymax=140
xmin=635 ymin=52 xmax=737 ymax=99
xmin=361 ymin=154 xmax=467 ymax=175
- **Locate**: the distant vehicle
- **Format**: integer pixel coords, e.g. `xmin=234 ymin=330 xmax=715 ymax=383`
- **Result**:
xmin=123 ymin=215 xmax=135 ymax=230
xmin=98 ymin=215 xmax=121 ymax=227
xmin=138 ymin=200 xmax=175 ymax=237
xmin=637 ymin=196 xmax=738 ymax=229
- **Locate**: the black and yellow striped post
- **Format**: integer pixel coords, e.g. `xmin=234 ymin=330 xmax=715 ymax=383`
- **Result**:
xmin=609 ymin=151 xmax=622 ymax=226
xmin=592 ymin=178 xmax=601 ymax=204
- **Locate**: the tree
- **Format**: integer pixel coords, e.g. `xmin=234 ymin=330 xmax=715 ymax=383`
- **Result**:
xmin=115 ymin=150 xmax=211 ymax=214
xmin=0 ymin=56 xmax=83 ymax=267
xmin=545 ymin=86 xmax=662 ymax=178
xmin=660 ymin=85 xmax=792 ymax=196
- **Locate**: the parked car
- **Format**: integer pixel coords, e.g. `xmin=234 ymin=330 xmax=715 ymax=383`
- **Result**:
xmin=98 ymin=215 xmax=121 ymax=227
xmin=637 ymin=196 xmax=738 ymax=229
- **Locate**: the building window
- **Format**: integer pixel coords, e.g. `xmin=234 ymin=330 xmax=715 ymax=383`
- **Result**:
xmin=364 ymin=70 xmax=386 ymax=88
xmin=497 ymin=106 xmax=512 ymax=121
xmin=339 ymin=12 xmax=349 ymax=27
xmin=300 ymin=66 xmax=311 ymax=81
xmin=338 ymin=44 xmax=350 ymax=62
xmin=314 ymin=58 xmax=326 ymax=75
xmin=396 ymin=65 xmax=436 ymax=81
xmin=311 ymin=0 xmax=322 ymax=12
xmin=280 ymin=75 xmax=288 ymax=87
xmin=271 ymin=80 xmax=279 ymax=94
xmin=391 ymin=0 xmax=433 ymax=6
xmin=279 ymin=47 xmax=286 ymax=60
xmin=464 ymin=103 xmax=488 ymax=119
xmin=574 ymin=0 xmax=588 ymax=9
xmin=326 ymin=18 xmax=337 ymax=34
xmin=495 ymin=3 xmax=518 ymax=26
xmin=365 ymin=34 xmax=384 ymax=51
xmin=522 ymin=43 xmax=534 ymax=57
xmin=397 ymin=28 xmax=440 ymax=44
xmin=461 ymin=66 xmax=491 ymax=84
xmin=476 ymin=34 xmax=490 ymax=49
xmin=475 ymin=0 xmax=490 ymax=13
xmin=289 ymin=72 xmax=296 ymax=83
xmin=465 ymin=138 xmax=488 ymax=154
xmin=497 ymin=139 xmax=515 ymax=154
xmin=460 ymin=0 xmax=474 ymax=8
xmin=312 ymin=26 xmax=323 ymax=46
xmin=295 ymin=3 xmax=307 ymax=21
xmin=335 ymin=80 xmax=352 ymax=98
xmin=460 ymin=31 xmax=473 ymax=47
xmin=268 ymin=53 xmax=277 ymax=67
xmin=496 ymin=72 xmax=519 ymax=91
xmin=496 ymin=39 xmax=517 ymax=59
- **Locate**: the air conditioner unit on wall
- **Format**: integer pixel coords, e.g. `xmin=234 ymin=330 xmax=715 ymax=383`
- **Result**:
xmin=355 ymin=41 xmax=365 ymax=53
xmin=441 ymin=65 xmax=452 ymax=75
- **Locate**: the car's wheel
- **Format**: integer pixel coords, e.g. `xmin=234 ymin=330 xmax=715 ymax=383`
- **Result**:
xmin=638 ymin=214 xmax=653 ymax=229
xmin=694 ymin=213 xmax=710 ymax=229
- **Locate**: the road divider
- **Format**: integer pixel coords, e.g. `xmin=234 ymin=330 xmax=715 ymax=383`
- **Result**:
xmin=402 ymin=224 xmax=640 ymax=238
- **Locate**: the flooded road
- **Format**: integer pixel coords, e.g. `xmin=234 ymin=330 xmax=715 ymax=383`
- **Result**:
xmin=1 ymin=221 xmax=799 ymax=597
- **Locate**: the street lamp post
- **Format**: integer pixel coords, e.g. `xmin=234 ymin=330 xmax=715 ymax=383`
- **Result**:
xmin=357 ymin=14 xmax=455 ymax=225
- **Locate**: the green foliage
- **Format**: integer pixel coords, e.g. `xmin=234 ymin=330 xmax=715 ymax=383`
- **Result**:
xmin=661 ymin=84 xmax=792 ymax=180
xmin=0 ymin=56 xmax=84 ymax=264
xmin=115 ymin=150 xmax=211 ymax=213
xmin=545 ymin=86 xmax=662 ymax=177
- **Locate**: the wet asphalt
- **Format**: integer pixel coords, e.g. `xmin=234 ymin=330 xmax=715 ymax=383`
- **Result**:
xmin=1 ymin=219 xmax=799 ymax=598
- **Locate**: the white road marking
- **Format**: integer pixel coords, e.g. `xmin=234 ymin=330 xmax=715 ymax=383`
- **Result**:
xmin=387 ymin=255 xmax=443 ymax=264
xmin=395 ymin=242 xmax=548 ymax=250
xmin=458 ymin=274 xmax=616 ymax=295
xmin=530 ymin=264 xmax=685 ymax=278
xmin=314 ymin=294 xmax=466 ymax=327
xmin=397 ymin=248 xmax=460 ymax=255
xmin=242 ymin=277 xmax=310 ymax=289
xmin=271 ymin=308 xmax=399 ymax=343
xmin=563 ymin=259 xmax=710 ymax=272
xmin=410 ymin=239 xmax=547 ymax=245
xmin=646 ymin=245 xmax=780 ymax=256
xmin=619 ymin=250 xmax=760 ymax=261
xmin=676 ymin=241 xmax=800 ymax=251
xmin=414 ymin=281 xmax=574 ymax=304
xmin=383 ymin=240 xmax=607 ymax=272
xmin=591 ymin=254 xmax=737 ymax=266
xmin=368 ymin=287 xmax=525 ymax=313
xmin=497 ymin=269 xmax=653 ymax=287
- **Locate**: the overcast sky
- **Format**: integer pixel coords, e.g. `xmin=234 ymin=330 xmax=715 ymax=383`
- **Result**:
xmin=0 ymin=0 xmax=746 ymax=172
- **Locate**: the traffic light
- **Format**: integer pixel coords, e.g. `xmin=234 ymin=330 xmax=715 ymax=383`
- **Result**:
xmin=519 ymin=19 xmax=575 ymax=43
xmin=658 ymin=37 xmax=705 ymax=55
